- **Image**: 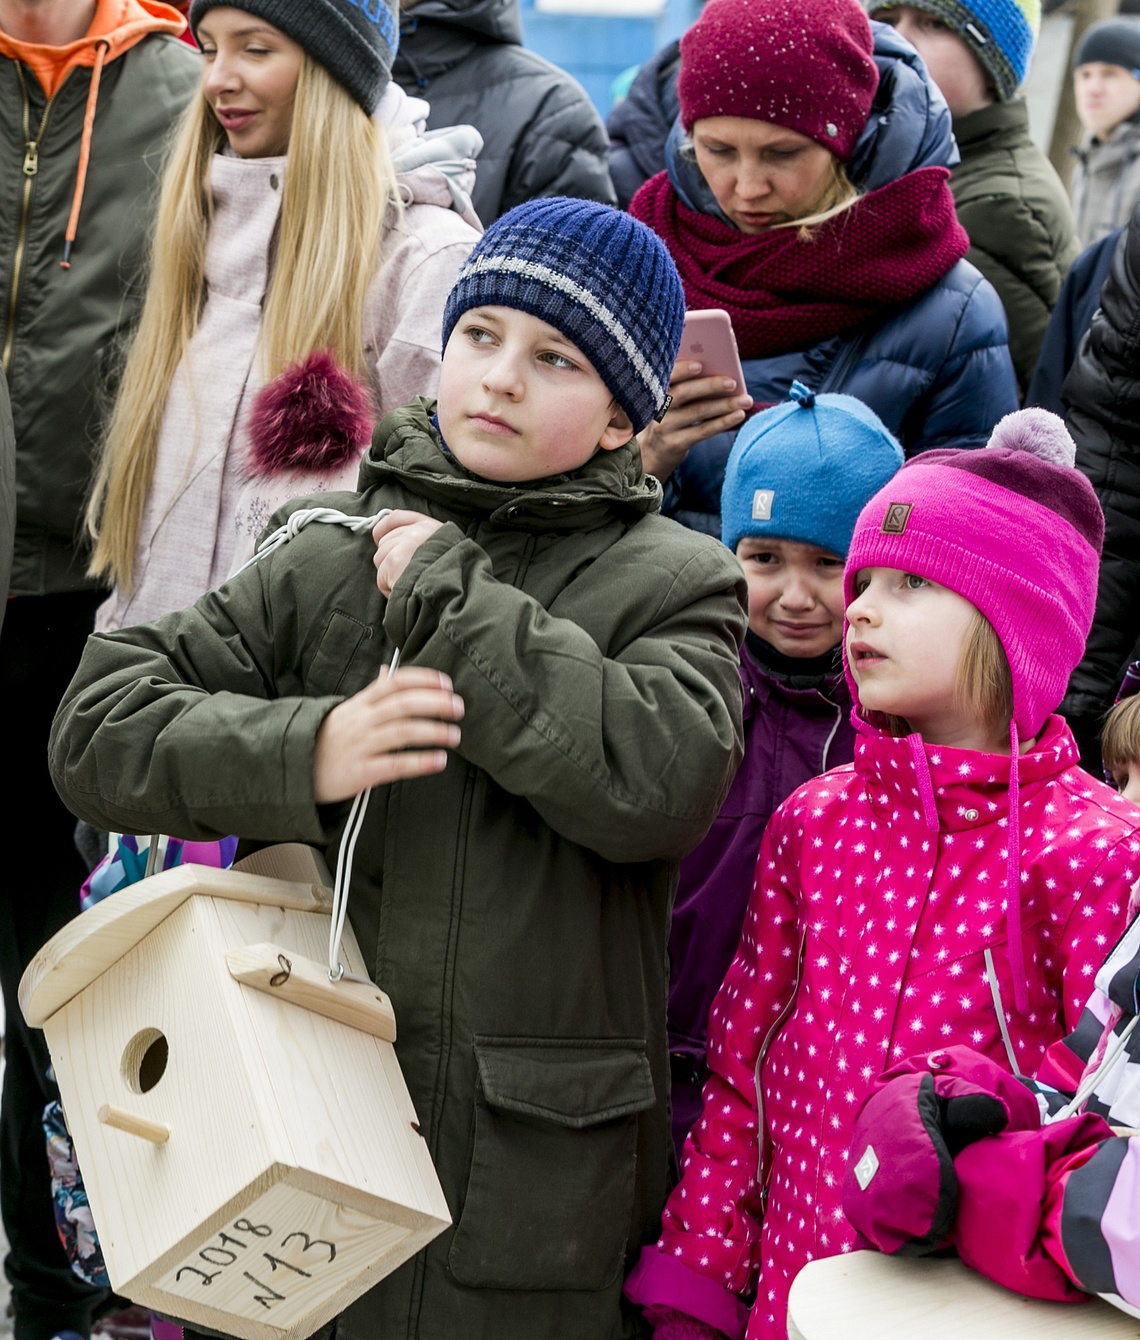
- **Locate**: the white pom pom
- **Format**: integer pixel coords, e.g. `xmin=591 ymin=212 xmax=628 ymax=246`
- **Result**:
xmin=986 ymin=408 xmax=1076 ymax=467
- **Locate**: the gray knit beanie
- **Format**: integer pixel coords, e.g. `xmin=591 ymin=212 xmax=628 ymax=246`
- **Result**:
xmin=1075 ymin=18 xmax=1140 ymax=75
xmin=189 ymin=0 xmax=398 ymax=114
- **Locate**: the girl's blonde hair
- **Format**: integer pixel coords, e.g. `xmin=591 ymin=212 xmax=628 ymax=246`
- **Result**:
xmin=779 ymin=158 xmax=860 ymax=238
xmin=87 ymin=54 xmax=402 ymax=590
xmin=1102 ymin=695 xmax=1140 ymax=776
xmin=954 ymin=611 xmax=1014 ymax=742
xmin=881 ymin=609 xmax=1013 ymax=743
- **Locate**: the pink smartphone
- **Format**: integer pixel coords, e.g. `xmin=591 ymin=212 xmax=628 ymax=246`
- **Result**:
xmin=678 ymin=308 xmax=747 ymax=392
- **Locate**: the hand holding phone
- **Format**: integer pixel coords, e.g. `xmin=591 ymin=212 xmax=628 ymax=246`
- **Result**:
xmin=636 ymin=315 xmax=753 ymax=482
xmin=678 ymin=309 xmax=747 ymax=392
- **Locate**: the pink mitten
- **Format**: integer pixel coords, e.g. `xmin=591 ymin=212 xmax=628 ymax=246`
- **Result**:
xmin=843 ymin=1046 xmax=1041 ymax=1254
xmin=952 ymin=1113 xmax=1112 ymax=1302
xmin=650 ymin=1307 xmax=727 ymax=1340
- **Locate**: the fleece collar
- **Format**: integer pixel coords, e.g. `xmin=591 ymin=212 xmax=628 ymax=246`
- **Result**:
xmin=853 ymin=714 xmax=1078 ymax=833
xmin=361 ymin=397 xmax=662 ymax=532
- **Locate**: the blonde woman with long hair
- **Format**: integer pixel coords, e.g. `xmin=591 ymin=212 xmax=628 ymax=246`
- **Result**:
xmin=627 ymin=0 xmax=1021 ymax=537
xmin=89 ymin=0 xmax=479 ymax=631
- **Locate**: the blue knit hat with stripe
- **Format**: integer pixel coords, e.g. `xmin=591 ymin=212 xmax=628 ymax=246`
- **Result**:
xmin=721 ymin=382 xmax=904 ymax=557
xmin=868 ymin=0 xmax=1039 ymax=101
xmin=190 ymin=0 xmax=398 ymax=114
xmin=441 ymin=198 xmax=685 ymax=435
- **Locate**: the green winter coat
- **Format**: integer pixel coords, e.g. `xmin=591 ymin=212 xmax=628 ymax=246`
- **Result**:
xmin=0 ymin=35 xmax=199 ymax=596
xmin=50 ymin=399 xmax=747 ymax=1339
xmin=0 ymin=369 xmax=13 ymax=636
xmin=950 ymin=99 xmax=1080 ymax=396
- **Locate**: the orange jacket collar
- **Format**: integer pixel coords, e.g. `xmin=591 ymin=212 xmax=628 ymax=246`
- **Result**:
xmin=0 ymin=0 xmax=188 ymax=98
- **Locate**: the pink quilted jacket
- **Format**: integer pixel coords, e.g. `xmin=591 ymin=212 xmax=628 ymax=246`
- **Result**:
xmin=626 ymin=716 xmax=1140 ymax=1340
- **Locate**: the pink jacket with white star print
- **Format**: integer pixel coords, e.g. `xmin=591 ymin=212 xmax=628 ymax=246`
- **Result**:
xmin=625 ymin=716 xmax=1140 ymax=1340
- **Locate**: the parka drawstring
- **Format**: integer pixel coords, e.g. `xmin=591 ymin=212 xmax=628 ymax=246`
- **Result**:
xmin=60 ymin=39 xmax=109 ymax=270
xmin=907 ymin=724 xmax=1030 ymax=1015
xmin=907 ymin=731 xmax=939 ymax=834
xmin=1005 ymin=718 xmax=1029 ymax=1015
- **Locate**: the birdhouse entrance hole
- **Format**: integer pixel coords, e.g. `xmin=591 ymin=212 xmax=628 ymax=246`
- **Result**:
xmin=122 ymin=1028 xmax=168 ymax=1094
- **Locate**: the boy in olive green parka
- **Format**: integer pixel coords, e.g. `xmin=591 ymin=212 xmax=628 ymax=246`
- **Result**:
xmin=49 ymin=200 xmax=747 ymax=1340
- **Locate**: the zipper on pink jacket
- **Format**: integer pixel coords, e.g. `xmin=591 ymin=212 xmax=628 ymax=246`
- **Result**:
xmin=754 ymin=928 xmax=808 ymax=1192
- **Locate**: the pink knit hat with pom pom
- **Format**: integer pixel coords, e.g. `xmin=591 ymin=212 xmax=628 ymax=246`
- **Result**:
xmin=845 ymin=408 xmax=1103 ymax=743
xmin=846 ymin=410 xmax=1103 ymax=1019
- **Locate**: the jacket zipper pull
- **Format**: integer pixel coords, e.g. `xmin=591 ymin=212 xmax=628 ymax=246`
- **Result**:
xmin=23 ymin=140 xmax=38 ymax=177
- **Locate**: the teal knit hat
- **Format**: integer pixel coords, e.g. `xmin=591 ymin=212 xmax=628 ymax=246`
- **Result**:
xmin=867 ymin=0 xmax=1040 ymax=101
xmin=721 ymin=382 xmax=904 ymax=557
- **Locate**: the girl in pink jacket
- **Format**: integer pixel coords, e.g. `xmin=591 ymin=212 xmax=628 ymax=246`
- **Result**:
xmin=626 ymin=408 xmax=1140 ymax=1340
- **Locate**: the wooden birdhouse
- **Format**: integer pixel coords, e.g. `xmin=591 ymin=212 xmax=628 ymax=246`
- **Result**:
xmin=18 ymin=845 xmax=450 ymax=1340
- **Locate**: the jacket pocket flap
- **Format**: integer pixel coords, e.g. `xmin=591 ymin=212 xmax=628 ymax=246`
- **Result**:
xmin=473 ymin=1039 xmax=655 ymax=1128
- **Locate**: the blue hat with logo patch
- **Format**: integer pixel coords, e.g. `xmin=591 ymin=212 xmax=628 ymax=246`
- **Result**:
xmin=721 ymin=382 xmax=904 ymax=558
xmin=868 ymin=0 xmax=1040 ymax=101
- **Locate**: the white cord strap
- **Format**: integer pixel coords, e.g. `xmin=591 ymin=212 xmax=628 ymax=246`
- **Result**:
xmin=1050 ymin=1013 xmax=1140 ymax=1123
xmin=230 ymin=505 xmax=392 ymax=576
xmin=984 ymin=948 xmax=1022 ymax=1077
xmin=151 ymin=504 xmax=399 ymax=989
xmin=241 ymin=505 xmax=400 ymax=981
xmin=328 ymin=646 xmax=400 ymax=982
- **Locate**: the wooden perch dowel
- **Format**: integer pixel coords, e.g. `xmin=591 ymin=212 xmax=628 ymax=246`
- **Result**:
xmin=98 ymin=1104 xmax=170 ymax=1145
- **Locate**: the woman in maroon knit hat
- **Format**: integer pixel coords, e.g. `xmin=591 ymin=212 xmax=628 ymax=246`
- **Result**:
xmin=628 ymin=0 xmax=1019 ymax=537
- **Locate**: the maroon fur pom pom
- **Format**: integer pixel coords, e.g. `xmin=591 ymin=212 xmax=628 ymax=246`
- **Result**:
xmin=248 ymin=352 xmax=374 ymax=476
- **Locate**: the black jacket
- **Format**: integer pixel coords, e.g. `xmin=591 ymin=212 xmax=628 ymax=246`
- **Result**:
xmin=606 ymin=39 xmax=679 ymax=210
xmin=0 ymin=31 xmax=199 ymax=596
xmin=0 ymin=369 xmax=12 ymax=633
xmin=1027 ymin=227 xmax=1121 ymax=415
xmin=949 ymin=100 xmax=1079 ymax=395
xmin=393 ymin=0 xmax=615 ymax=223
xmin=1062 ymin=202 xmax=1140 ymax=728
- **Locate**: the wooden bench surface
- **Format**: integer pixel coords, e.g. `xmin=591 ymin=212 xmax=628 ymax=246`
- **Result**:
xmin=788 ymin=1252 xmax=1140 ymax=1339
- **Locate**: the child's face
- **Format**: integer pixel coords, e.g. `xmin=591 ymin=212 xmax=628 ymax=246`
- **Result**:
xmin=735 ymin=537 xmax=845 ymax=658
xmin=437 ymin=306 xmax=633 ymax=483
xmin=876 ymin=7 xmax=994 ymax=117
xmin=1075 ymin=62 xmax=1140 ymax=140
xmin=846 ymin=566 xmax=984 ymax=747
xmin=1115 ymin=766 xmax=1140 ymax=805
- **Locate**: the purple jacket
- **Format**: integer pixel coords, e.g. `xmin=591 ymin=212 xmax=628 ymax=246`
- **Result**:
xmin=667 ymin=641 xmax=854 ymax=1158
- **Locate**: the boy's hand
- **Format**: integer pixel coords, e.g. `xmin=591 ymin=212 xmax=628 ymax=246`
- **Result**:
xmin=313 ymin=667 xmax=464 ymax=803
xmin=637 ymin=358 xmax=752 ymax=483
xmin=373 ymin=511 xmax=446 ymax=598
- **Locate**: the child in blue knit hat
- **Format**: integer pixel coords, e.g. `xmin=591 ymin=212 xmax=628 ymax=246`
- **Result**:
xmin=48 ymin=198 xmax=748 ymax=1339
xmin=666 ymin=382 xmax=903 ymax=1160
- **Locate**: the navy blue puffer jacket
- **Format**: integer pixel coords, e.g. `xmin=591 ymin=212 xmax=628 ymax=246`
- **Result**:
xmin=655 ymin=26 xmax=1020 ymax=536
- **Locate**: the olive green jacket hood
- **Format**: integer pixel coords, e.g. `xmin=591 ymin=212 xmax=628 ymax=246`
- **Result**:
xmin=950 ymin=99 xmax=1079 ymax=395
xmin=360 ymin=397 xmax=664 ymax=528
xmin=51 ymin=398 xmax=747 ymax=1337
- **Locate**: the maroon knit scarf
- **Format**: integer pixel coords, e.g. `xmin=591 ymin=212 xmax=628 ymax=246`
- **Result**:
xmin=629 ymin=166 xmax=970 ymax=359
